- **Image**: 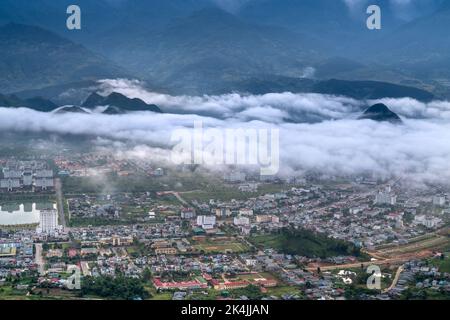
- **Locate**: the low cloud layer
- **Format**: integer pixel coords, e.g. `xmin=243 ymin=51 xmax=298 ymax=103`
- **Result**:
xmin=2 ymin=78 xmax=450 ymax=184
xmin=97 ymin=79 xmax=364 ymax=122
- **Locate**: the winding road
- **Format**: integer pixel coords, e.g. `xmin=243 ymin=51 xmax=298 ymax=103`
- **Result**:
xmin=383 ymin=265 xmax=404 ymax=293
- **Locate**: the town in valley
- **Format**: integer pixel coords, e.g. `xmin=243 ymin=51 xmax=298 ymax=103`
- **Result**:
xmin=0 ymin=145 xmax=448 ymax=301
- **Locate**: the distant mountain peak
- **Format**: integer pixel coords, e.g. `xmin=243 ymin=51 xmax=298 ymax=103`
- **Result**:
xmin=54 ymin=105 xmax=89 ymax=114
xmin=102 ymin=105 xmax=125 ymax=115
xmin=358 ymin=103 xmax=402 ymax=123
xmin=82 ymin=92 xmax=162 ymax=113
xmin=82 ymin=92 xmax=106 ymax=108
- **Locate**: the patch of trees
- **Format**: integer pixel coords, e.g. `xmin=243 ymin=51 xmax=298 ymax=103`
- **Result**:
xmin=275 ymin=228 xmax=361 ymax=258
xmin=81 ymin=275 xmax=150 ymax=300
xmin=228 ymin=285 xmax=264 ymax=300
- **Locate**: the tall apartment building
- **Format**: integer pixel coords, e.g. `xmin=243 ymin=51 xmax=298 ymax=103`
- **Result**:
xmin=37 ymin=209 xmax=59 ymax=234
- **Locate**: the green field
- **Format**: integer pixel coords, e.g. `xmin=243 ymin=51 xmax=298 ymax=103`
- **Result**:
xmin=250 ymin=234 xmax=283 ymax=248
xmin=265 ymin=285 xmax=304 ymax=298
xmin=181 ymin=183 xmax=289 ymax=202
xmin=61 ymin=170 xmax=218 ymax=195
xmin=429 ymin=253 xmax=450 ymax=273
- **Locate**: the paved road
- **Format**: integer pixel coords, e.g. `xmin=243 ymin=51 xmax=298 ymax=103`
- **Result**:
xmin=55 ymin=178 xmax=66 ymax=228
xmin=383 ymin=265 xmax=404 ymax=293
xmin=35 ymin=243 xmax=45 ymax=276
xmin=173 ymin=192 xmax=188 ymax=205
xmin=160 ymin=191 xmax=189 ymax=206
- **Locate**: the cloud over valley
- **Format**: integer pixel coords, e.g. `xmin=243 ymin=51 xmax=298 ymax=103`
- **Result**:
xmin=2 ymin=79 xmax=450 ymax=184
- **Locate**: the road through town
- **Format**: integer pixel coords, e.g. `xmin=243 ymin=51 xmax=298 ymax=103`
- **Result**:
xmin=55 ymin=178 xmax=66 ymax=228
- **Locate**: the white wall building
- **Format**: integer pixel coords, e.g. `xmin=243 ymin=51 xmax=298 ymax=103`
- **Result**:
xmin=0 ymin=179 xmax=20 ymax=191
xmin=239 ymin=209 xmax=254 ymax=216
xmin=414 ymin=215 xmax=442 ymax=229
xmin=196 ymin=215 xmax=216 ymax=229
xmin=375 ymin=192 xmax=397 ymax=205
xmin=215 ymin=208 xmax=231 ymax=218
xmin=37 ymin=209 xmax=59 ymax=234
xmin=35 ymin=178 xmax=54 ymax=189
xmin=424 ymin=217 xmax=442 ymax=228
xmin=233 ymin=216 xmax=250 ymax=226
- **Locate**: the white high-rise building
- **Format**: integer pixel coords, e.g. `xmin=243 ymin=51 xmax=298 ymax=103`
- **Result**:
xmin=196 ymin=215 xmax=216 ymax=229
xmin=37 ymin=209 xmax=59 ymax=234
xmin=433 ymin=196 xmax=446 ymax=207
xmin=375 ymin=192 xmax=397 ymax=205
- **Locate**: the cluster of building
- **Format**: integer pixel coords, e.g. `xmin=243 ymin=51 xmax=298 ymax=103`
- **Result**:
xmin=54 ymin=153 xmax=165 ymax=178
xmin=0 ymin=152 xmax=449 ymax=301
xmin=68 ymin=196 xmax=121 ymax=219
xmin=0 ymin=231 xmax=37 ymax=280
xmin=369 ymin=258 xmax=450 ymax=300
xmin=180 ymin=181 xmax=447 ymax=248
xmin=0 ymin=161 xmax=54 ymax=192
xmin=70 ymin=223 xmax=188 ymax=244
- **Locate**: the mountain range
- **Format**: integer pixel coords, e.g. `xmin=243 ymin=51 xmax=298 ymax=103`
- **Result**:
xmin=0 ymin=23 xmax=126 ymax=93
xmin=0 ymin=0 xmax=449 ymax=97
xmin=222 ymin=77 xmax=434 ymax=101
xmin=0 ymin=93 xmax=58 ymax=112
xmin=82 ymin=92 xmax=162 ymax=113
xmin=0 ymin=91 xmax=162 ymax=114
